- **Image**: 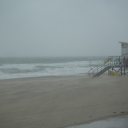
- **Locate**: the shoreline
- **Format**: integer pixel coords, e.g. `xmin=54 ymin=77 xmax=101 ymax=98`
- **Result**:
xmin=0 ymin=73 xmax=89 ymax=81
xmin=67 ymin=115 xmax=128 ymax=128
xmin=0 ymin=75 xmax=128 ymax=128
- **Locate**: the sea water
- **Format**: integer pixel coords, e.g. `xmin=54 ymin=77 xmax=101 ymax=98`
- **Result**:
xmin=0 ymin=56 xmax=106 ymax=80
xmin=67 ymin=115 xmax=128 ymax=128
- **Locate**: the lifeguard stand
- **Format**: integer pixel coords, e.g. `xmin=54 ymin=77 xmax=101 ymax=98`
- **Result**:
xmin=88 ymin=42 xmax=128 ymax=77
xmin=119 ymin=42 xmax=128 ymax=57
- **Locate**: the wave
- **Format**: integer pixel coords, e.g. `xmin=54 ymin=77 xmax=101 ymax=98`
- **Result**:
xmin=0 ymin=59 xmax=102 ymax=79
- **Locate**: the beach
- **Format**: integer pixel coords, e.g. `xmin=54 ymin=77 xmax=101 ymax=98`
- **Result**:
xmin=0 ymin=75 xmax=128 ymax=128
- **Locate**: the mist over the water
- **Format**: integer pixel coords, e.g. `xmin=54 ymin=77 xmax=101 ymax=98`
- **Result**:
xmin=0 ymin=0 xmax=128 ymax=57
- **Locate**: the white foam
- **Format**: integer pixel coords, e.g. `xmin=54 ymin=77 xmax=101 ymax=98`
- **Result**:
xmin=0 ymin=60 xmax=97 ymax=80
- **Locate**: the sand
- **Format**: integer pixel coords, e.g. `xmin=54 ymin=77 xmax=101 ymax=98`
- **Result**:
xmin=0 ymin=75 xmax=128 ymax=128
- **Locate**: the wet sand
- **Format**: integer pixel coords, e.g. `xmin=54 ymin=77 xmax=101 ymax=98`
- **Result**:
xmin=0 ymin=75 xmax=128 ymax=128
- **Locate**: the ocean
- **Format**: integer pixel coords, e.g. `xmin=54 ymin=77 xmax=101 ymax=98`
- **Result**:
xmin=0 ymin=56 xmax=106 ymax=80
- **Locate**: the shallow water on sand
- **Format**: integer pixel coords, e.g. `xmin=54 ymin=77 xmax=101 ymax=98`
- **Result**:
xmin=67 ymin=115 xmax=128 ymax=128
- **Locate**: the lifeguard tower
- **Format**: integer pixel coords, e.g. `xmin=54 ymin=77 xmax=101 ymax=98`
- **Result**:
xmin=88 ymin=42 xmax=128 ymax=77
xmin=119 ymin=42 xmax=128 ymax=57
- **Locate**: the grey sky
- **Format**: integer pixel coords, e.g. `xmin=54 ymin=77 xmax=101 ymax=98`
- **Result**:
xmin=0 ymin=0 xmax=128 ymax=57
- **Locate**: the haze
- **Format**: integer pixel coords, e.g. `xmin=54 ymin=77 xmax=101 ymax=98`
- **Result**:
xmin=0 ymin=0 xmax=128 ymax=57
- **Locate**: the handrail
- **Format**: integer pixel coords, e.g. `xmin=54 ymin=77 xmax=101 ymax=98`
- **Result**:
xmin=88 ymin=56 xmax=124 ymax=77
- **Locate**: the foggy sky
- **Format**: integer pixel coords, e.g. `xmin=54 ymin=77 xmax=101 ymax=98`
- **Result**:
xmin=0 ymin=0 xmax=128 ymax=57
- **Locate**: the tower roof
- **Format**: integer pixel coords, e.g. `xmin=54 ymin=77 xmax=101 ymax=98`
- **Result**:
xmin=119 ymin=42 xmax=128 ymax=45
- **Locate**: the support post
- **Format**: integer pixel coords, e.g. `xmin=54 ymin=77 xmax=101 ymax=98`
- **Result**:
xmin=121 ymin=66 xmax=122 ymax=76
xmin=124 ymin=66 xmax=125 ymax=75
